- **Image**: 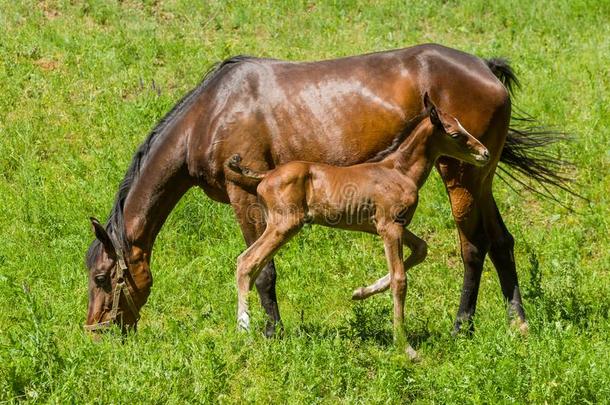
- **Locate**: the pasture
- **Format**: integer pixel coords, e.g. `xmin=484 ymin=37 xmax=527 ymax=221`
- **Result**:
xmin=1 ymin=0 xmax=608 ymax=403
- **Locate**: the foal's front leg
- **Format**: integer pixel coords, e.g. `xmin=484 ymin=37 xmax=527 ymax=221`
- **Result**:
xmin=227 ymin=183 xmax=282 ymax=337
xmin=380 ymin=225 xmax=418 ymax=360
xmin=236 ymin=220 xmax=300 ymax=331
xmin=352 ymin=229 xmax=427 ymax=300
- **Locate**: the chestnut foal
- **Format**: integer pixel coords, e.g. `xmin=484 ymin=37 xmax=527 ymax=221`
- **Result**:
xmin=226 ymin=95 xmax=490 ymax=358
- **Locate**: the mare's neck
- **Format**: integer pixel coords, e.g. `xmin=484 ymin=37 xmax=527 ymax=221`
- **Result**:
xmin=121 ymin=128 xmax=194 ymax=271
xmin=384 ymin=121 xmax=438 ymax=189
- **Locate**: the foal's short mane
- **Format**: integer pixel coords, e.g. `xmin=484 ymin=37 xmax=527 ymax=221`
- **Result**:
xmin=86 ymin=56 xmax=254 ymax=268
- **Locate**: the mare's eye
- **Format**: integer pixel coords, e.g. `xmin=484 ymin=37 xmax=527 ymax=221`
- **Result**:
xmin=94 ymin=274 xmax=108 ymax=286
xmin=450 ymin=132 xmax=460 ymax=139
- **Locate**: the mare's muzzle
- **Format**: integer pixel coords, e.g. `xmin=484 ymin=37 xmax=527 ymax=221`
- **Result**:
xmin=84 ymin=250 xmax=140 ymax=333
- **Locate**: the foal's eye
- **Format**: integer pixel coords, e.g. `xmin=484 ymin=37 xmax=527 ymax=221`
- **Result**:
xmin=449 ymin=132 xmax=460 ymax=139
xmin=94 ymin=274 xmax=108 ymax=286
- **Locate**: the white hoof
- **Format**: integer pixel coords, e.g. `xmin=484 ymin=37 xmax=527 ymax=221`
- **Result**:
xmin=237 ymin=312 xmax=250 ymax=331
xmin=511 ymin=319 xmax=529 ymax=336
xmin=406 ymin=345 xmax=420 ymax=362
xmin=351 ymin=287 xmax=366 ymax=300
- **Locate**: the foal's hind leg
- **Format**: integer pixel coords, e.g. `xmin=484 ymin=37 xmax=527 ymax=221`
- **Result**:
xmin=352 ymin=229 xmax=427 ymax=300
xmin=379 ymin=224 xmax=418 ymax=360
xmin=236 ymin=217 xmax=302 ymax=331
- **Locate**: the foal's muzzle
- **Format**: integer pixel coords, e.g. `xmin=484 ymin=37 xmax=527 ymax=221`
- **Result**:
xmin=474 ymin=148 xmax=490 ymax=164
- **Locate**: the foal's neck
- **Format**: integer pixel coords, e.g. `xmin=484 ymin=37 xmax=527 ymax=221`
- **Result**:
xmin=384 ymin=121 xmax=437 ymax=189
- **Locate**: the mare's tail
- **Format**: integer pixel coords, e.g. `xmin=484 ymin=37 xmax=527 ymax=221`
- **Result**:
xmin=485 ymin=58 xmax=583 ymax=203
xmin=226 ymin=154 xmax=267 ymax=182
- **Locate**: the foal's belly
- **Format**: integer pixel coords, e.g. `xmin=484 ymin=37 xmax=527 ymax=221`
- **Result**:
xmin=303 ymin=166 xmax=406 ymax=233
xmin=308 ymin=202 xmax=378 ymax=234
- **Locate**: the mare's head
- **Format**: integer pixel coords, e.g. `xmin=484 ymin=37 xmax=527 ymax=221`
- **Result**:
xmin=85 ymin=218 xmax=147 ymax=334
xmin=423 ymin=93 xmax=490 ymax=166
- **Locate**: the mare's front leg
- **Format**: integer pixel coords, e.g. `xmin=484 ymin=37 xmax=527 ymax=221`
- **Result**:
xmin=227 ymin=183 xmax=282 ymax=337
xmin=379 ymin=223 xmax=418 ymax=360
xmin=352 ymin=229 xmax=427 ymax=300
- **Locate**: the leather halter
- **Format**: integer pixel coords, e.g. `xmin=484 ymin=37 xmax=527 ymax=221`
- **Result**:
xmin=84 ymin=247 xmax=140 ymax=332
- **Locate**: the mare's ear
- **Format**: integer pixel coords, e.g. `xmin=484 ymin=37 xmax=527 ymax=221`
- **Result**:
xmin=90 ymin=217 xmax=115 ymax=255
xmin=423 ymin=92 xmax=442 ymax=129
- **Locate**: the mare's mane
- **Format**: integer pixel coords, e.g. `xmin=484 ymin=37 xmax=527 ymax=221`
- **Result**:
xmin=86 ymin=56 xmax=253 ymax=268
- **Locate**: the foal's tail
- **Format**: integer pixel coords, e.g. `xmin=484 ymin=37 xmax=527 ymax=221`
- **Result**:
xmin=226 ymin=154 xmax=267 ymax=181
xmin=485 ymin=58 xmax=584 ymax=204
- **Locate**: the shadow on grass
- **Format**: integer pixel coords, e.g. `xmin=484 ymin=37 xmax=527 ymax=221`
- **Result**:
xmin=292 ymin=301 xmax=440 ymax=350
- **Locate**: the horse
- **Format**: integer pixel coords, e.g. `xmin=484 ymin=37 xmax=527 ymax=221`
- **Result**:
xmin=225 ymin=94 xmax=490 ymax=359
xmin=85 ymin=43 xmax=569 ymax=337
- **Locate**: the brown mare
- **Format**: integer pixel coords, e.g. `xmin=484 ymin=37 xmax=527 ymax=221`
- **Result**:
xmin=225 ymin=95 xmax=490 ymax=358
xmin=85 ymin=43 xmax=567 ymax=337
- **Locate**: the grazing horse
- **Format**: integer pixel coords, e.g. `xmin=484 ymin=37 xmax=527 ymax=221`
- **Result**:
xmin=85 ymin=43 xmax=567 ymax=336
xmin=225 ymin=95 xmax=490 ymax=359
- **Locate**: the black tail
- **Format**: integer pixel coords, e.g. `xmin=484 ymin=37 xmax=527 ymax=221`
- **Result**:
xmin=485 ymin=58 xmax=584 ymax=205
xmin=486 ymin=58 xmax=520 ymax=96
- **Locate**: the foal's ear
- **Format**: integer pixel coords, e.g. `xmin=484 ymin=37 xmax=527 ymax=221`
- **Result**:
xmin=423 ymin=92 xmax=442 ymax=129
xmin=90 ymin=217 xmax=114 ymax=255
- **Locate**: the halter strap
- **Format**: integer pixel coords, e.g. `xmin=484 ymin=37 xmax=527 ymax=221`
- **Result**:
xmin=84 ymin=247 xmax=140 ymax=332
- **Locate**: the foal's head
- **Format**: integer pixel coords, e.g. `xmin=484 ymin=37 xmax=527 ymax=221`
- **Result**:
xmin=423 ymin=93 xmax=490 ymax=166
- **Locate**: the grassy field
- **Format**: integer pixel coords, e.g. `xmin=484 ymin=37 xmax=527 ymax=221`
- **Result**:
xmin=1 ymin=0 xmax=609 ymax=403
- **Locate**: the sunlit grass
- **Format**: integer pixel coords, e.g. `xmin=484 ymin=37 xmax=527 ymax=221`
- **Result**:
xmin=1 ymin=0 xmax=609 ymax=402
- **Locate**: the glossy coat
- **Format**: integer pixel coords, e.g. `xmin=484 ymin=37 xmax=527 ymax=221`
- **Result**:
xmin=86 ymin=44 xmax=528 ymax=336
xmin=226 ymin=99 xmax=490 ymax=358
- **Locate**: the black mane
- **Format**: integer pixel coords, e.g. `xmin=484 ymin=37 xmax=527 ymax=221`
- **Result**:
xmin=86 ymin=56 xmax=253 ymax=269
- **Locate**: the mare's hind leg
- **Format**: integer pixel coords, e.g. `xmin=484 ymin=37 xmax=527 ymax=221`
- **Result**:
xmin=352 ymin=229 xmax=427 ymax=300
xmin=483 ymin=197 xmax=527 ymax=333
xmin=228 ymin=184 xmax=282 ymax=337
xmin=439 ymin=162 xmax=527 ymax=335
xmin=438 ymin=94 xmax=524 ymax=335
xmin=236 ymin=217 xmax=302 ymax=331
xmin=437 ymin=159 xmax=491 ymax=335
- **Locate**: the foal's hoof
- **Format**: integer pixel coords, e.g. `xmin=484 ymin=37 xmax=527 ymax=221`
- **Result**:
xmin=406 ymin=345 xmax=421 ymax=363
xmin=237 ymin=312 xmax=250 ymax=331
xmin=351 ymin=287 xmax=366 ymax=300
xmin=511 ymin=319 xmax=529 ymax=336
xmin=88 ymin=332 xmax=103 ymax=343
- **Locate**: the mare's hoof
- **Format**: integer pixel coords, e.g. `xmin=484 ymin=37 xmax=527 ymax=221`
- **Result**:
xmin=351 ymin=287 xmax=366 ymax=300
xmin=451 ymin=320 xmax=475 ymax=337
xmin=406 ymin=345 xmax=421 ymax=362
xmin=264 ymin=320 xmax=284 ymax=339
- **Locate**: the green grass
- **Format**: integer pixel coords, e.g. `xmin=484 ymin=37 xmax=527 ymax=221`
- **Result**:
xmin=1 ymin=0 xmax=609 ymax=403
